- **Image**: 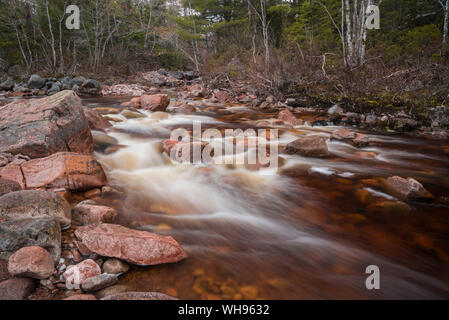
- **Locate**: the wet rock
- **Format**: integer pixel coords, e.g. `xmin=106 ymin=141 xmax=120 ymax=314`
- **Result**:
xmin=171 ymin=103 xmax=196 ymax=114
xmin=83 ymin=107 xmax=112 ymax=131
xmin=140 ymin=94 xmax=170 ymax=111
xmin=82 ymin=273 xmax=118 ymax=292
xmin=92 ymin=132 xmax=118 ymax=151
xmin=0 ymin=218 xmax=61 ymax=263
xmin=0 ymin=179 xmax=22 ymax=196
xmin=101 ymin=292 xmax=177 ymax=300
xmin=0 ymin=90 xmax=93 ymax=159
xmin=79 ymin=79 xmax=102 ymax=96
xmin=278 ymin=109 xmax=303 ymax=126
xmin=121 ymin=109 xmax=145 ymax=119
xmin=366 ymin=200 xmax=412 ymax=216
xmin=93 ymin=107 xmax=121 ymax=115
xmin=63 ymin=259 xmax=101 ymax=288
xmin=27 ymin=74 xmax=46 ymax=89
xmin=74 ymin=223 xmax=187 ymax=266
xmin=331 ymin=129 xmax=369 ymax=148
xmin=8 ymin=246 xmax=54 ymax=280
xmin=0 ymin=190 xmax=71 ymax=229
xmin=20 ymin=152 xmax=107 ymax=191
xmin=0 ymin=78 xmax=14 ymax=91
xmin=63 ymin=294 xmax=96 ymax=300
xmin=95 ymin=285 xmax=130 ymax=299
xmin=382 ymin=176 xmax=433 ymax=201
xmin=0 ymin=277 xmax=35 ymax=300
xmin=283 ymin=136 xmax=329 ymax=158
xmin=73 ymin=201 xmax=118 ymax=225
xmin=102 ymin=259 xmax=129 ymax=275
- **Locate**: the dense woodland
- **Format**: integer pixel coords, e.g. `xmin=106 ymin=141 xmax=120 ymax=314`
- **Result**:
xmin=1 ymin=0 xmax=449 ymax=105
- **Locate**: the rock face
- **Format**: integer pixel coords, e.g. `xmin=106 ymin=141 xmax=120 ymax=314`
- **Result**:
xmin=102 ymin=259 xmax=129 ymax=275
xmin=0 ymin=277 xmax=35 ymax=300
xmin=283 ymin=136 xmax=329 ymax=157
xmin=82 ymin=107 xmax=112 ymax=132
xmin=82 ymin=273 xmax=118 ymax=292
xmin=0 ymin=218 xmax=61 ymax=263
xmin=278 ymin=110 xmax=303 ymax=126
xmin=63 ymin=259 xmax=101 ymax=288
xmin=101 ymin=292 xmax=177 ymax=300
xmin=0 ymin=179 xmax=22 ymax=196
xmin=8 ymin=246 xmax=54 ymax=280
xmin=0 ymin=90 xmax=93 ymax=159
xmin=0 ymin=190 xmax=71 ymax=229
xmin=382 ymin=176 xmax=433 ymax=201
xmin=140 ymin=94 xmax=170 ymax=111
xmin=20 ymin=152 xmax=107 ymax=191
xmin=75 ymin=224 xmax=187 ymax=266
xmin=73 ymin=201 xmax=118 ymax=225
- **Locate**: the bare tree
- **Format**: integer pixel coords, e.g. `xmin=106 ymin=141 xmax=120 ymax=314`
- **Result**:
xmin=438 ymin=0 xmax=449 ymax=52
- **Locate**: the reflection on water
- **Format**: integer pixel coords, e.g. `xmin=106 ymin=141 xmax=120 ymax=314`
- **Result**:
xmin=85 ymin=96 xmax=449 ymax=300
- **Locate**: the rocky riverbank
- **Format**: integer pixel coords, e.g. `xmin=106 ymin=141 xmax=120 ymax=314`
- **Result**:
xmin=0 ymin=90 xmax=187 ymax=300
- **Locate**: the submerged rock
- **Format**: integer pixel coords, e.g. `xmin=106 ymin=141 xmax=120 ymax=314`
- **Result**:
xmin=0 ymin=90 xmax=93 ymax=159
xmin=102 ymin=259 xmax=129 ymax=275
xmin=0 ymin=190 xmax=71 ymax=229
xmin=75 ymin=223 xmax=187 ymax=266
xmin=331 ymin=128 xmax=369 ymax=148
xmin=63 ymin=294 xmax=97 ymax=300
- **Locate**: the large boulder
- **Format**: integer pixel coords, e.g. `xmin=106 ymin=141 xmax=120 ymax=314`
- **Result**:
xmin=27 ymin=74 xmax=46 ymax=89
xmin=0 ymin=217 xmax=61 ymax=263
xmin=0 ymin=190 xmax=71 ymax=229
xmin=283 ymin=136 xmax=329 ymax=157
xmin=20 ymin=152 xmax=107 ymax=191
xmin=382 ymin=176 xmax=433 ymax=201
xmin=0 ymin=90 xmax=93 ymax=159
xmin=0 ymin=163 xmax=26 ymax=189
xmin=8 ymin=246 xmax=54 ymax=280
xmin=0 ymin=277 xmax=35 ymax=300
xmin=83 ymin=107 xmax=112 ymax=131
xmin=140 ymin=94 xmax=170 ymax=111
xmin=75 ymin=224 xmax=187 ymax=266
xmin=101 ymin=292 xmax=177 ymax=300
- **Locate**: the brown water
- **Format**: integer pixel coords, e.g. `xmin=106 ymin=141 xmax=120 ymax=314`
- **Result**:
xmin=19 ymin=93 xmax=449 ymax=300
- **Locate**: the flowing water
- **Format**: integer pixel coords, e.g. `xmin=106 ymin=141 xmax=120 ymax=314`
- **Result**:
xmin=6 ymin=93 xmax=449 ymax=299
